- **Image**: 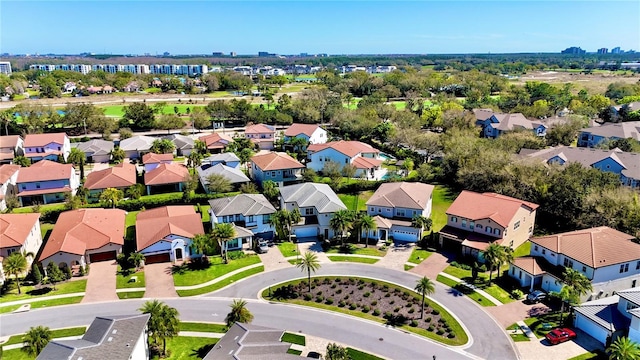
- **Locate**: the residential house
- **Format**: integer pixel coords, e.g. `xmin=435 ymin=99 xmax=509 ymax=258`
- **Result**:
xmin=16 ymin=160 xmax=80 ymax=206
xmin=197 ymin=163 xmax=250 ymax=192
xmin=283 ymin=123 xmax=327 ymax=147
xmin=577 ymin=121 xmax=640 ymax=148
xmin=365 ymin=182 xmax=435 ymax=243
xmin=611 ymin=101 xmax=640 ymax=117
xmin=0 ymin=164 xmax=19 ymax=211
xmin=439 ymin=191 xmax=539 ymax=260
xmin=23 ymin=132 xmax=71 ymax=162
xmin=0 ymin=213 xmax=42 ymax=273
xmin=474 ymin=109 xmax=546 ymax=138
xmin=510 ymin=227 xmax=640 ymax=299
xmin=135 ymin=205 xmax=205 ymax=264
xmin=280 ymin=182 xmax=347 ymax=240
xmin=250 ymin=152 xmax=304 ymax=186
xmin=119 ymin=135 xmax=156 ymax=159
xmin=245 ymin=124 xmax=276 ymax=150
xmin=208 ymin=194 xmax=276 ymax=241
xmin=142 ymin=152 xmax=173 ymax=172
xmin=164 ymin=134 xmax=194 ymax=156
xmin=199 ymin=133 xmax=233 ymax=153
xmin=203 ymin=322 xmax=301 ymax=360
xmin=73 ymin=139 xmax=114 ymax=163
xmin=84 ymin=162 xmax=137 ymax=203
xmin=123 ymin=81 xmax=142 ymax=92
xmin=201 ymin=152 xmax=241 ymax=169
xmin=0 ymin=135 xmax=23 ymax=164
xmin=38 ymin=209 xmax=126 ymax=269
xmin=520 ymin=146 xmax=640 ymax=188
xmin=37 ymin=314 xmax=150 ymax=360
xmin=143 ymin=163 xmax=189 ymax=195
xmin=307 ymin=141 xmax=385 ymax=180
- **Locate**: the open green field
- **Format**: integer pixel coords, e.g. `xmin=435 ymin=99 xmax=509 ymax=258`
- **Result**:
xmin=150 ymin=336 xmax=218 ymax=360
xmin=390 ymin=100 xmax=433 ymax=111
xmin=338 ymin=191 xmax=374 ymax=212
xmin=432 ymin=185 xmax=457 ymax=232
xmin=100 ymin=104 xmax=208 ymax=118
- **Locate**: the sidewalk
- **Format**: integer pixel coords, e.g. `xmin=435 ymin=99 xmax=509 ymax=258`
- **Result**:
xmin=0 ymin=292 xmax=86 ymax=308
xmin=174 ymin=263 xmax=264 ymax=291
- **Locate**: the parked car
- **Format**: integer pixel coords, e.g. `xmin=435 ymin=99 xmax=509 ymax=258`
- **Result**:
xmin=526 ymin=290 xmax=547 ymax=303
xmin=545 ymin=327 xmax=577 ymax=345
xmin=255 ymin=239 xmax=269 ymax=254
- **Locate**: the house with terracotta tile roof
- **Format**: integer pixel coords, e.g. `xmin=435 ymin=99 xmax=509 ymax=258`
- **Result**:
xmin=365 ymin=182 xmax=435 ymax=243
xmin=307 ymin=141 xmax=386 ymax=180
xmin=283 ymin=123 xmax=327 ymax=145
xmin=474 ymin=109 xmax=546 ymax=139
xmin=245 ymin=124 xmax=275 ymax=150
xmin=23 ymin=132 xmax=71 ymax=162
xmin=73 ymin=139 xmax=113 ymax=163
xmin=509 ymin=227 xmax=640 ymax=300
xmin=135 ymin=205 xmax=205 ymax=264
xmin=0 ymin=164 xmax=19 ymax=211
xmin=16 ymin=160 xmax=80 ymax=206
xmin=38 ymin=209 xmax=126 ymax=268
xmin=439 ymin=191 xmax=538 ymax=260
xmin=142 ymin=152 xmax=174 ymax=172
xmin=143 ymin=163 xmax=189 ymax=195
xmin=577 ymin=121 xmax=640 ymax=148
xmin=0 ymin=213 xmax=42 ymax=274
xmin=250 ymin=152 xmax=304 ymax=186
xmin=118 ymin=135 xmax=155 ymax=159
xmin=198 ymin=132 xmax=233 ymax=153
xmin=0 ymin=135 xmax=23 ymax=164
xmin=84 ymin=163 xmax=137 ymax=202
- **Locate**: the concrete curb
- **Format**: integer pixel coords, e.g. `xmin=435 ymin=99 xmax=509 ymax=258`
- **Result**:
xmin=437 ymin=272 xmax=503 ymax=306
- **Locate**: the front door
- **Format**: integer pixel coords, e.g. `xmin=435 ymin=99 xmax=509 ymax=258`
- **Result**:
xmin=175 ymin=248 xmax=183 ymax=260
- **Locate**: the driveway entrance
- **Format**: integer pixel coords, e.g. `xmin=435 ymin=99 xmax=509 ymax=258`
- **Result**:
xmin=82 ymin=261 xmax=118 ymax=303
xmin=144 ymin=263 xmax=177 ymax=298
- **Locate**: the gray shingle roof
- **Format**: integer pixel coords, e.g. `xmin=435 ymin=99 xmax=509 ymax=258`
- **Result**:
xmin=118 ymin=135 xmax=156 ymax=151
xmin=164 ymin=134 xmax=194 ymax=150
xmin=203 ymin=152 xmax=240 ymax=164
xmin=203 ymin=323 xmax=300 ymax=360
xmin=75 ymin=139 xmax=114 ymax=156
xmin=574 ymin=296 xmax=630 ymax=332
xmin=280 ymin=182 xmax=346 ymax=213
xmin=366 ymin=182 xmax=434 ymax=210
xmin=197 ymin=163 xmax=250 ymax=185
xmin=617 ymin=288 xmax=640 ymax=305
xmin=208 ymin=194 xmax=276 ymax=217
xmin=579 ymin=121 xmax=640 ymax=141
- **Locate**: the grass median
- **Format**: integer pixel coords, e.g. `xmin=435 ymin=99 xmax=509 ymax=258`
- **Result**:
xmin=172 ymin=254 xmax=261 ymax=287
xmin=176 ymin=266 xmax=264 ymax=297
xmin=327 ymin=256 xmax=379 ymax=264
xmin=436 ymin=275 xmax=495 ymax=307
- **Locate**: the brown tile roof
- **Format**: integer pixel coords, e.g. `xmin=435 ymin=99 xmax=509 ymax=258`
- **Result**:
xmin=352 ymin=156 xmax=383 ymax=169
xmin=25 ymin=150 xmax=64 ymax=158
xmin=16 ymin=160 xmax=74 ymax=183
xmin=284 ymin=124 xmax=321 ymax=137
xmin=39 ymin=209 xmax=126 ymax=262
xmin=531 ymin=226 xmax=638 ymax=268
xmin=0 ymin=153 xmax=15 ymax=161
xmin=250 ymin=152 xmax=304 ymax=171
xmin=307 ymin=141 xmax=380 ymax=158
xmin=366 ymin=182 xmax=435 ymax=210
xmin=0 ymin=135 xmax=22 ymax=148
xmin=446 ymin=191 xmax=539 ymax=228
xmin=144 ymin=163 xmax=189 ymax=185
xmin=17 ymin=187 xmax=73 ymax=197
xmin=142 ymin=152 xmax=173 ymax=164
xmin=0 ymin=213 xmax=40 ymax=248
xmin=512 ymin=256 xmax=545 ymax=276
xmin=24 ymin=133 xmax=67 ymax=147
xmin=245 ymin=124 xmax=275 ymax=134
xmin=199 ymin=133 xmax=233 ymax=149
xmin=0 ymin=164 xmax=20 ymax=184
xmin=135 ymin=206 xmax=204 ymax=251
xmin=84 ymin=163 xmax=137 ymax=190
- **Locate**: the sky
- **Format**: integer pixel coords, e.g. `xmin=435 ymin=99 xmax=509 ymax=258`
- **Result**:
xmin=1 ymin=1 xmax=639 ymax=55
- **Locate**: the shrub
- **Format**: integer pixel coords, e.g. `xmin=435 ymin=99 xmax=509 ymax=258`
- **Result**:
xmin=373 ymin=309 xmax=381 ymax=316
xmin=331 ymin=284 xmax=337 ymax=289
xmin=227 ymin=251 xmax=246 ymax=260
xmin=344 ymin=295 xmax=349 ymax=300
xmin=431 ymin=309 xmax=440 ymax=315
xmin=384 ymin=293 xmax=391 ymax=298
xmin=363 ymin=292 xmax=371 ymax=297
xmin=358 ymin=285 xmax=365 ymax=290
xmin=428 ymin=326 xmax=435 ymax=332
xmin=325 ymin=298 xmax=334 ymax=305
xmin=511 ymin=289 xmax=524 ymax=300
xmin=436 ymin=329 xmax=445 ymax=335
xmin=405 ymin=302 xmax=412 ymax=308
xmin=362 ymin=305 xmax=370 ymax=313
xmin=389 ymin=300 xmax=395 ymax=304
xmin=450 ymin=261 xmax=472 ymax=270
xmin=448 ymin=332 xmax=456 ymax=338
xmin=425 ymin=317 xmax=432 ymax=323
xmin=334 ymin=278 xmax=341 ymax=283
xmin=349 ymin=303 xmax=357 ymax=310
xmin=336 ymin=289 xmax=342 ymax=294
xmin=410 ymin=320 xmax=418 ymax=327
xmin=338 ymin=300 xmax=346 ymax=307
xmin=371 ymin=300 xmax=378 ymax=306
xmin=384 ymin=312 xmax=393 ymax=319
xmin=317 ymin=291 xmax=323 ymax=296
xmin=408 ymin=308 xmax=415 ymax=314
xmin=393 ymin=307 xmax=401 ymax=313
xmin=315 ymin=296 xmax=324 ymax=303
xmin=304 ymin=293 xmax=313 ymax=301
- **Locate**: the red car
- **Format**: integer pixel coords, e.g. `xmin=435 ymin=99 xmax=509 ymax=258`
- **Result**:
xmin=545 ymin=327 xmax=577 ymax=345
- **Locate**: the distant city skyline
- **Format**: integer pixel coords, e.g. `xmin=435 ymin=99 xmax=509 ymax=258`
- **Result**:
xmin=1 ymin=1 xmax=639 ymax=55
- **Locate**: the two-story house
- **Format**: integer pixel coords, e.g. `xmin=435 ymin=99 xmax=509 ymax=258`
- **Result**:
xmin=0 ymin=135 xmax=23 ymax=164
xmin=510 ymin=227 xmax=640 ymax=299
xmin=520 ymin=146 xmax=640 ymax=188
xmin=198 ymin=133 xmax=233 ymax=153
xmin=307 ymin=141 xmax=385 ymax=180
xmin=439 ymin=191 xmax=539 ymax=260
xmin=73 ymin=139 xmax=113 ymax=163
xmin=23 ymin=133 xmax=71 ymax=162
xmin=365 ymin=182 xmax=435 ymax=243
xmin=16 ymin=160 xmax=80 ymax=206
xmin=208 ymin=194 xmax=276 ymax=248
xmin=283 ymin=124 xmax=327 ymax=146
xmin=0 ymin=213 xmax=42 ymax=275
xmin=279 ymin=182 xmax=347 ymax=240
xmin=142 ymin=152 xmax=174 ymax=172
xmin=201 ymin=153 xmax=241 ymax=169
xmin=577 ymin=121 xmax=640 ymax=148
xmin=474 ymin=109 xmax=546 ymax=139
xmin=0 ymin=164 xmax=19 ymax=211
xmin=250 ymin=152 xmax=305 ymax=186
xmin=197 ymin=163 xmax=250 ymax=193
xmin=245 ymin=123 xmax=276 ymax=150
xmin=119 ymin=135 xmax=155 ymax=160
xmin=84 ymin=162 xmax=137 ymax=203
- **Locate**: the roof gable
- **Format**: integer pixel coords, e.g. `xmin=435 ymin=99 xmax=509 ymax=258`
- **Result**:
xmin=308 ymin=140 xmax=380 ymax=158
xmin=0 ymin=164 xmax=20 ymax=184
xmin=208 ymin=194 xmax=275 ymax=217
xmin=250 ymin=152 xmax=304 ymax=171
xmin=16 ymin=160 xmax=73 ymax=183
xmin=136 ymin=206 xmax=204 ymax=251
xmin=446 ymin=191 xmax=538 ymax=227
xmin=280 ymin=182 xmax=346 ymax=213
xmin=144 ymin=163 xmax=189 ymax=185
xmin=24 ymin=133 xmax=67 ymax=147
xmin=142 ymin=152 xmax=173 ymax=164
xmin=0 ymin=213 xmax=40 ymax=248
xmin=84 ymin=162 xmax=137 ymax=190
xmin=284 ymin=124 xmax=321 ymax=137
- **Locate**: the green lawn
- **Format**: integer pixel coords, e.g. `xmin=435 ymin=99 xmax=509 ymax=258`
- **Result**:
xmin=390 ymin=100 xmax=433 ymax=111
xmin=277 ymin=242 xmax=299 ymax=257
xmin=442 ymin=266 xmax=513 ymax=304
xmin=40 ymin=222 xmax=55 ymax=241
xmin=431 ymin=185 xmax=457 ymax=232
xmin=197 ymin=205 xmax=211 ymax=223
xmin=513 ymin=241 xmax=531 ymax=258
xmin=404 ymin=264 xmax=415 ymax=271
xmin=176 ymin=266 xmax=264 ymax=297
xmin=100 ymin=104 xmax=208 ymax=118
xmin=407 ymin=249 xmax=433 ymax=265
xmin=523 ymin=311 xmax=570 ymax=338
xmin=179 ymin=322 xmax=227 ymax=333
xmin=1 ymin=348 xmax=35 ymax=360
xmin=2 ymin=327 xmax=86 ymax=346
xmin=125 ymin=210 xmax=140 ymax=241
xmin=13 ymin=203 xmax=66 ymax=214
xmin=506 ymin=324 xmax=531 ymax=342
xmin=327 ymin=256 xmax=379 ymax=264
xmin=117 ymin=291 xmax=145 ymax=299
xmin=0 ymin=296 xmax=84 ymax=314
xmin=150 ymin=336 xmax=218 ymax=360
xmin=281 ymin=332 xmax=306 ymax=346
xmin=326 ymin=245 xmax=385 ymax=257
xmin=436 ymin=275 xmax=495 ymax=307
xmin=347 ymin=347 xmax=385 ymax=360
xmin=338 ymin=191 xmax=374 ymax=212
xmin=173 ymin=255 xmax=261 ymax=286
xmin=116 ymin=270 xmax=145 ymax=289
xmin=568 ymin=351 xmax=607 ymax=360
xmin=0 ymin=280 xmax=87 ymax=303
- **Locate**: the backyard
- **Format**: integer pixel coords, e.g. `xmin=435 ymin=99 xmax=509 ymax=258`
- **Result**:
xmin=431 ymin=185 xmax=457 ymax=232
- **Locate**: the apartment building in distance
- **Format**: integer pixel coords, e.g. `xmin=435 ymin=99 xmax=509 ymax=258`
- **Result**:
xmin=28 ymin=63 xmax=208 ymax=76
xmin=0 ymin=61 xmax=12 ymax=75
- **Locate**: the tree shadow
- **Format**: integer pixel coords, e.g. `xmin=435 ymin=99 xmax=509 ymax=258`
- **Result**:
xmin=27 ymin=286 xmax=53 ymax=296
xmin=191 ymin=343 xmax=216 ymax=358
xmin=445 ymin=287 xmax=464 ymax=297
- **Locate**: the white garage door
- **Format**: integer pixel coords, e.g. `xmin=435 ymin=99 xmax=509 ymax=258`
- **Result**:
xmin=575 ymin=313 xmax=608 ymax=345
xmin=294 ymin=226 xmax=317 ymax=238
xmin=392 ymin=230 xmax=418 ymax=242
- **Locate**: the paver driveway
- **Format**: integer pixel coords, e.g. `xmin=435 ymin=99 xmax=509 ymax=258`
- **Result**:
xmin=144 ymin=263 xmax=177 ymax=298
xmin=257 ymin=247 xmax=292 ymax=272
xmin=82 ymin=261 xmax=118 ymax=303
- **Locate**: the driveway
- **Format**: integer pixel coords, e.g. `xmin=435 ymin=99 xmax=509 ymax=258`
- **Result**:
xmin=485 ymin=299 xmax=552 ymax=328
xmin=410 ymin=251 xmax=451 ymax=279
xmin=515 ymin=328 xmax=604 ymax=360
xmin=257 ymin=246 xmax=292 ymax=272
xmin=82 ymin=261 xmax=118 ymax=303
xmin=144 ymin=263 xmax=177 ymax=298
xmin=375 ymin=244 xmax=412 ymax=271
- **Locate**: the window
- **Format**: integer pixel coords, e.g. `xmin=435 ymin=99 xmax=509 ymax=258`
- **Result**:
xmin=494 ymin=228 xmax=500 ymax=236
xmin=564 ymin=258 xmax=574 ymax=268
xmin=626 ymin=302 xmax=639 ymax=311
xmin=370 ymin=207 xmax=374 ymax=212
xmin=270 ymin=171 xmax=276 ymax=177
xmin=247 ymin=215 xmax=254 ymax=223
xmin=633 ymin=280 xmax=637 ymax=288
xmin=36 ymin=183 xmax=40 ymax=189
xmin=378 ymin=208 xmax=381 ymax=213
xmin=511 ymin=268 xmax=515 ymax=275
xmin=469 ymin=222 xmax=475 ymax=230
xmin=509 ymin=240 xmax=514 ymax=247
xmin=528 ymin=226 xmax=533 ymax=234
xmin=542 ymin=249 xmax=546 ymax=255
xmin=305 ymin=208 xmax=313 ymax=215
xmin=461 ymin=220 xmax=467 ymax=228
xmin=262 ymin=214 xmax=271 ymax=224
xmin=476 ymin=224 xmax=483 ymax=230
xmin=486 ymin=226 xmax=492 ymax=234
xmin=620 ymin=263 xmax=630 ymax=273
xmin=345 ymin=159 xmax=349 ymax=164
xmin=450 ymin=216 xmax=457 ymax=223
xmin=636 ymin=261 xmax=640 ymax=270
xmin=534 ymin=245 xmax=539 ymax=251
xmin=397 ymin=209 xmax=405 ymax=217
xmin=514 ymin=221 xmax=520 ymax=230
xmin=582 ymin=266 xmax=587 ymax=273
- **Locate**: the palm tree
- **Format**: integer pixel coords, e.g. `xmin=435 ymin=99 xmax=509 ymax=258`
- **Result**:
xmin=225 ymin=299 xmax=254 ymax=327
xmin=607 ymin=337 xmax=640 ymax=360
xmin=194 ymin=139 xmax=208 ymax=155
xmin=22 ymin=325 xmax=52 ymax=355
xmin=268 ymin=210 xmax=286 ymax=241
xmin=325 ymin=343 xmax=349 ymax=360
xmin=150 ymin=138 xmax=175 ymax=154
xmin=360 ymin=215 xmax=376 ymax=248
xmin=156 ymin=304 xmax=180 ymax=356
xmin=237 ymin=148 xmax=254 ymax=172
xmin=414 ymin=276 xmax=436 ymax=319
xmin=563 ymin=268 xmax=593 ymax=299
xmin=110 ymin=147 xmax=126 ymax=164
xmin=261 ymin=180 xmax=279 ymax=202
xmin=330 ymin=210 xmax=354 ymax=246
xmin=3 ymin=253 xmax=27 ymax=294
xmin=212 ymin=223 xmax=236 ymax=264
xmin=187 ymin=151 xmax=203 ymax=168
xmin=205 ymin=173 xmax=232 ymax=194
xmin=139 ymin=300 xmax=164 ymax=346
xmin=128 ymin=252 xmax=145 ymax=270
xmin=99 ymin=187 xmax=124 ymax=208
xmin=554 ymin=285 xmax=578 ymax=323
xmin=67 ymin=147 xmax=86 ymax=180
xmin=284 ymin=208 xmax=301 ymax=243
xmin=297 ymin=251 xmax=321 ymax=293
xmin=411 ymin=215 xmax=433 ymax=241
xmin=482 ymin=242 xmax=504 ymax=284
xmin=139 ymin=300 xmax=180 ymax=356
xmin=0 ymin=109 xmax=15 ymax=136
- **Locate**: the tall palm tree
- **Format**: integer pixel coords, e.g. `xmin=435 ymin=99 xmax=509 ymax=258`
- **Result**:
xmin=356 ymin=214 xmax=376 ymax=248
xmin=212 ymin=223 xmax=237 ymax=264
xmin=99 ymin=187 xmax=124 ymax=208
xmin=67 ymin=147 xmax=86 ymax=180
xmin=187 ymin=151 xmax=203 ymax=168
xmin=225 ymin=299 xmax=254 ymax=327
xmin=3 ymin=252 xmax=27 ymax=294
xmin=23 ymin=325 xmax=52 ymax=355
xmin=261 ymin=180 xmax=279 ymax=202
xmin=555 ymin=285 xmax=578 ymax=323
xmin=139 ymin=299 xmax=164 ymax=345
xmin=325 ymin=343 xmax=349 ymax=360
xmin=607 ymin=336 xmax=640 ymax=360
xmin=110 ymin=147 xmax=126 ymax=164
xmin=0 ymin=109 xmax=15 ymax=136
xmin=414 ymin=276 xmax=436 ymax=319
xmin=268 ymin=210 xmax=286 ymax=241
xmin=285 ymin=208 xmax=301 ymax=243
xmin=297 ymin=251 xmax=321 ymax=293
xmin=482 ymin=242 xmax=504 ymax=284
xmin=139 ymin=300 xmax=180 ymax=356
xmin=411 ymin=215 xmax=433 ymax=241
xmin=330 ymin=209 xmax=354 ymax=246
xmin=563 ymin=268 xmax=593 ymax=299
xmin=128 ymin=252 xmax=145 ymax=270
